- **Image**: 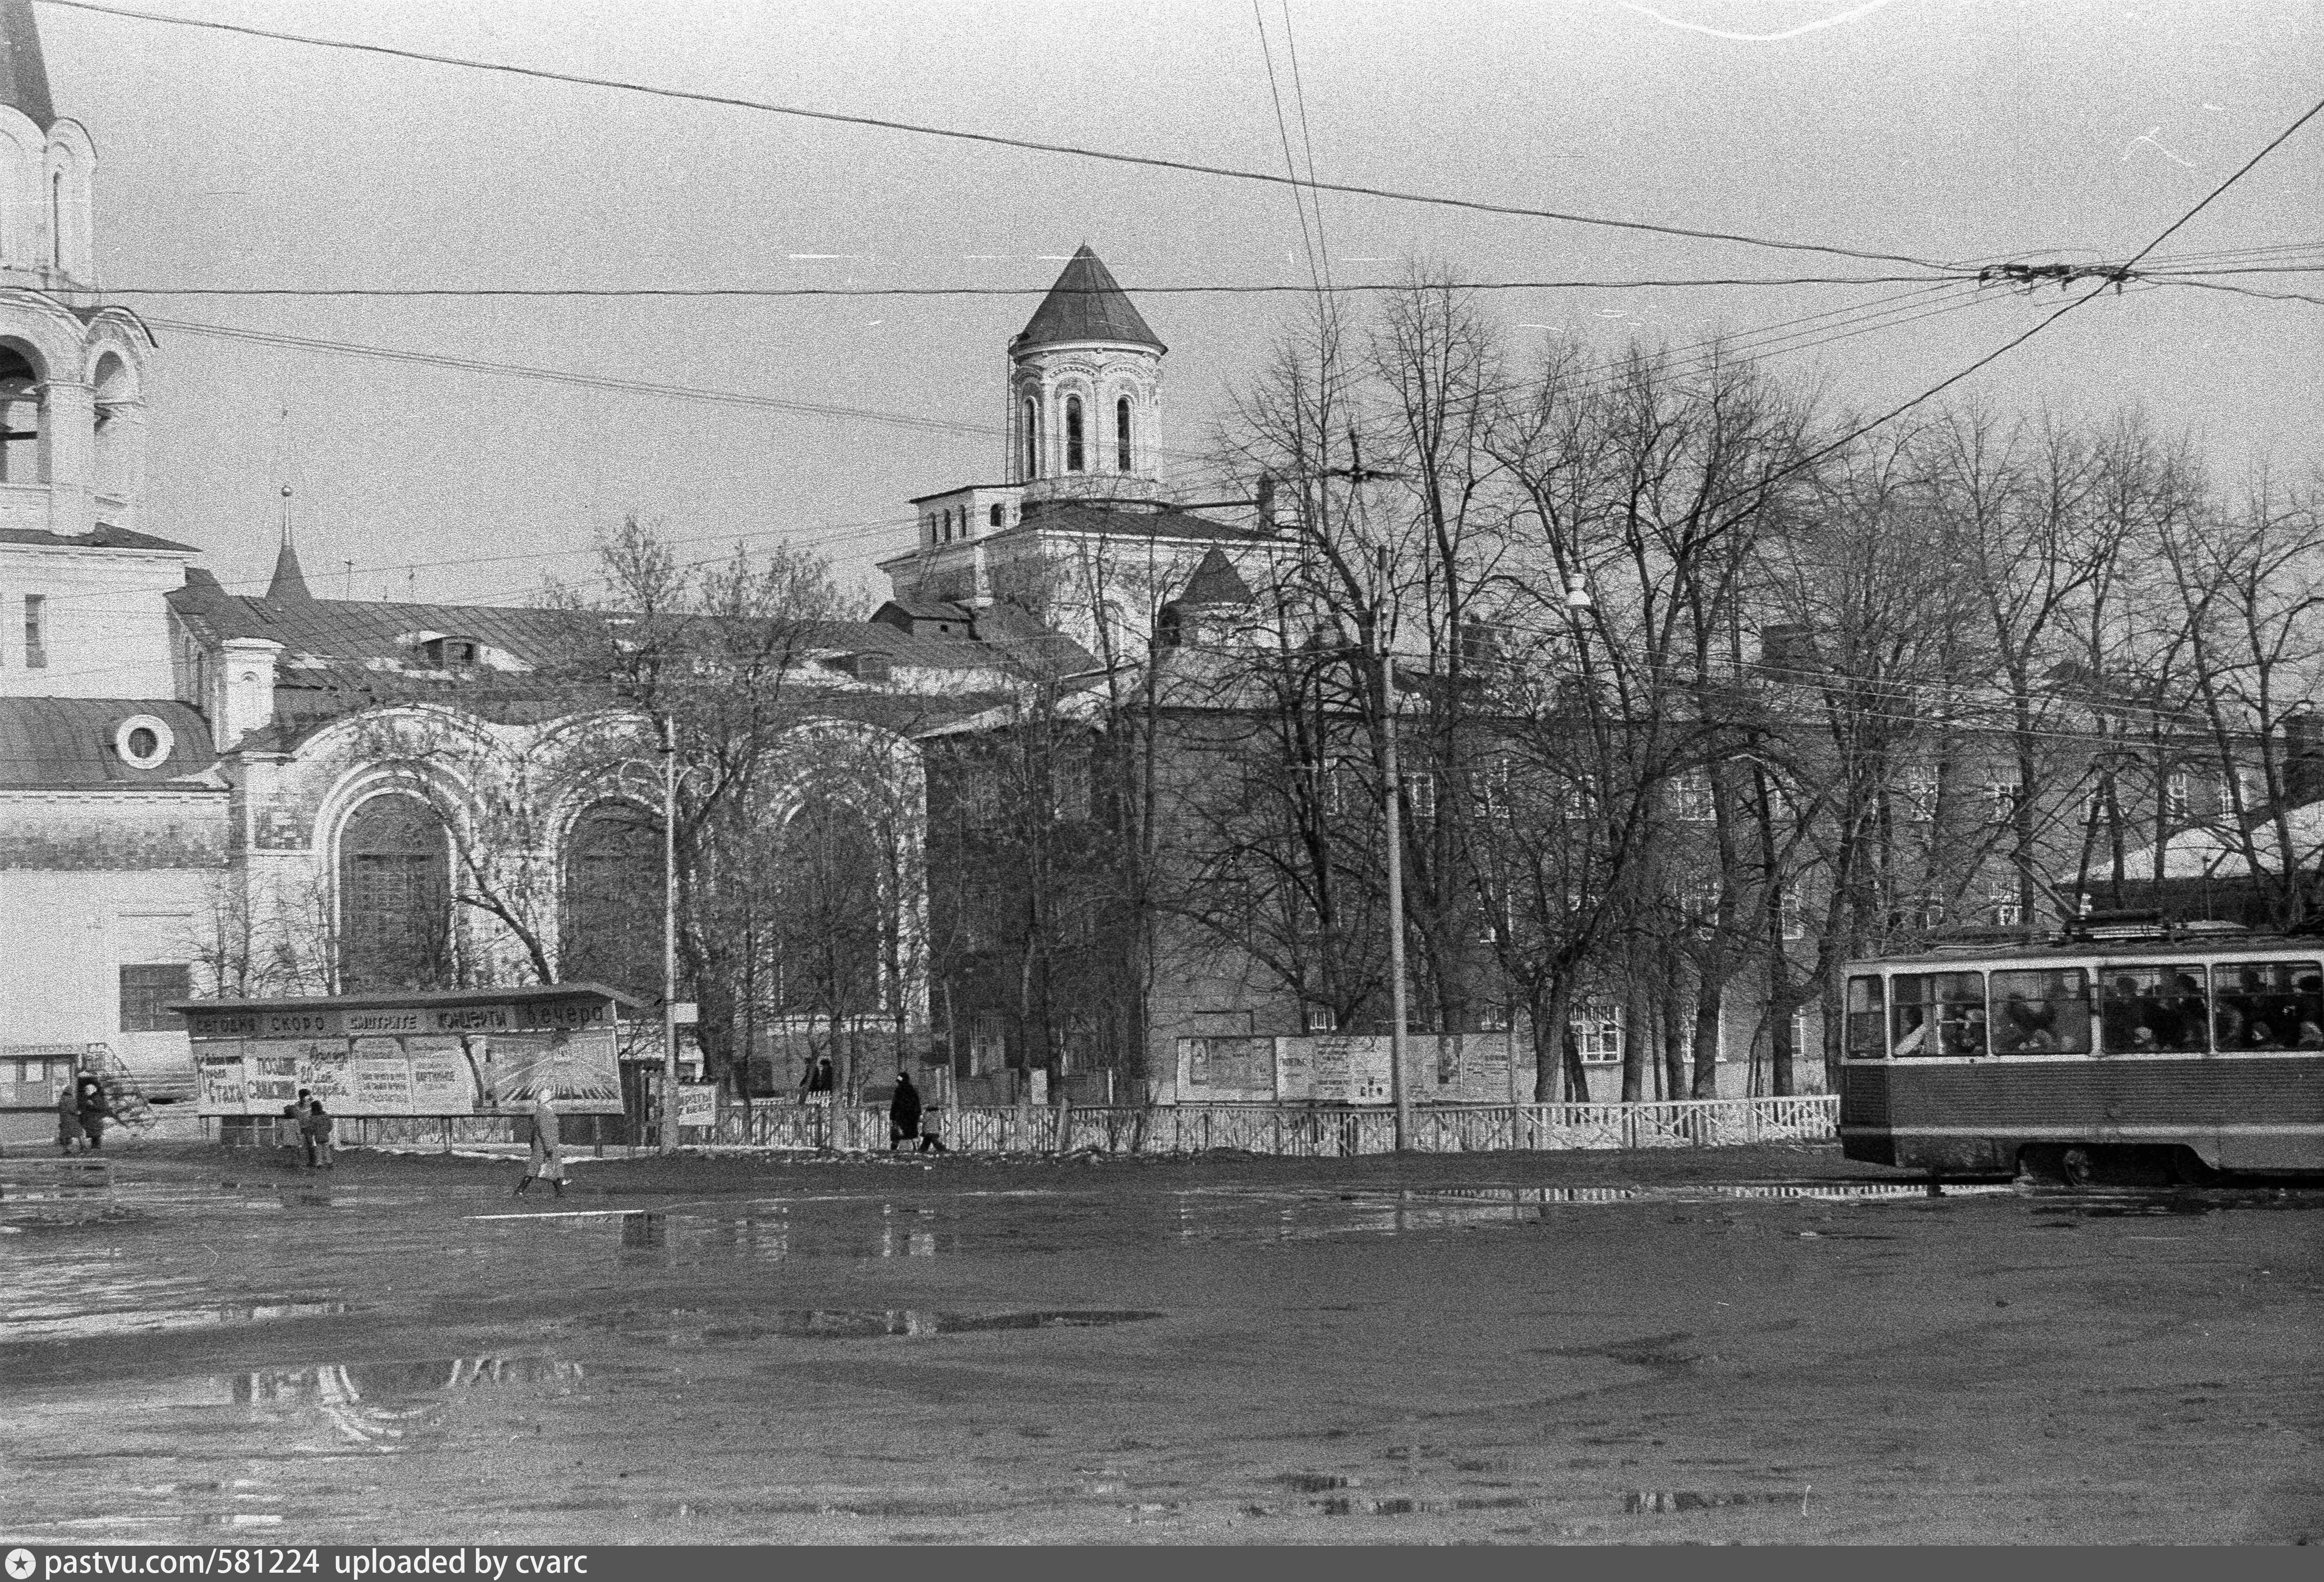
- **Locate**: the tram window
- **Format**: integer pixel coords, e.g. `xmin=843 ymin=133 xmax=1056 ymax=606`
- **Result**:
xmin=2097 ymin=966 xmax=2210 ymax=1054
xmin=2212 ymin=960 xmax=2324 ymax=1051
xmin=1991 ymin=968 xmax=2092 ymax=1055
xmin=1845 ymin=975 xmax=1886 ymax=1058
xmin=1891 ymin=971 xmax=1985 ymax=1057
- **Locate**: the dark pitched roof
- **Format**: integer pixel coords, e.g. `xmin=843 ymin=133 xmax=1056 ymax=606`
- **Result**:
xmin=1009 ymin=499 xmax=1269 ymax=545
xmin=0 ymin=523 xmax=200 ymax=554
xmin=167 ymin=585 xmax=592 ymax=665
xmin=0 ymin=0 xmax=55 ymax=130
xmin=1172 ymin=547 xmax=1255 ymax=607
xmin=266 ymin=536 xmax=314 ymax=603
xmin=1012 ymin=245 xmax=1165 ymax=354
xmin=0 ymin=697 xmax=218 ymax=790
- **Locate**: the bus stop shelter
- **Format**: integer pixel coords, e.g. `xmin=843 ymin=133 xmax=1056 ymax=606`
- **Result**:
xmin=175 ymin=983 xmax=640 ymax=1147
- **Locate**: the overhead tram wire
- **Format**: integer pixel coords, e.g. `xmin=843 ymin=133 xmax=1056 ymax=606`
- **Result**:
xmin=1252 ymin=2 xmax=1328 ymax=307
xmin=80 ymin=275 xmax=2017 ymax=620
xmin=1676 ymin=92 xmax=2324 ymax=525
xmin=102 ymin=273 xmax=1972 ymax=298
xmin=41 ymin=0 xmax=1958 ymax=273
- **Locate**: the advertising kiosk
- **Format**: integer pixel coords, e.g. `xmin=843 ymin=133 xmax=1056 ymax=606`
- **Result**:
xmin=176 ymin=983 xmax=639 ymax=1146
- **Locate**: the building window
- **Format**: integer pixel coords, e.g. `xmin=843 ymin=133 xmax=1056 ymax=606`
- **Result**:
xmin=1790 ymin=1005 xmax=1814 ymax=1059
xmin=1900 ymin=765 xmax=1938 ymax=822
xmin=1064 ymin=395 xmax=1085 ymax=473
xmin=1572 ymin=1002 xmax=1623 ymax=1064
xmin=119 ymin=963 xmax=191 ymax=1033
xmin=1989 ymin=880 xmax=2024 ymax=928
xmin=1116 ymin=397 xmax=1132 ymax=472
xmin=1302 ymin=1003 xmax=1338 ymax=1033
xmin=1405 ymin=771 xmax=1436 ymax=823
xmin=23 ymin=593 xmax=44 ymax=668
xmin=1672 ymin=768 xmax=1715 ymax=822
xmin=1986 ymin=780 xmax=2022 ymax=826
xmin=2165 ymin=769 xmax=2191 ymax=822
xmin=1022 ymin=398 xmax=1039 ymax=479
xmin=970 ymin=1012 xmax=1007 ymax=1075
xmin=989 ymin=503 xmax=1004 ymax=529
xmin=1779 ymin=882 xmax=1806 ymax=940
xmin=562 ymin=801 xmax=664 ymax=1002
xmin=49 ymin=172 xmax=61 ymax=269
xmin=339 ymin=793 xmax=453 ymax=994
xmin=0 ymin=345 xmax=43 ymax=484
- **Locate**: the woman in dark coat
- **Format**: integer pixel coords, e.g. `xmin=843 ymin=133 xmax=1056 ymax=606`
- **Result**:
xmin=75 ymin=1072 xmax=109 ymax=1150
xmin=888 ymin=1072 xmax=922 ymax=1152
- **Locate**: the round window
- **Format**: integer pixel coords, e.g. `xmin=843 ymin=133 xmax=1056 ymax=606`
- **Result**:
xmin=114 ymin=714 xmax=174 ymax=770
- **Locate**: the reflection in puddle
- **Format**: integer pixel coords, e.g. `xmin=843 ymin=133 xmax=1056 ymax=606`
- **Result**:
xmin=1166 ymin=1181 xmax=2021 ymax=1244
xmin=227 ymin=1356 xmax=587 ymax=1451
xmin=613 ymin=1308 xmax=1162 ymax=1343
xmin=1625 ymin=1488 xmax=1807 ymax=1513
xmin=3 ymin=1297 xmax=351 ymax=1342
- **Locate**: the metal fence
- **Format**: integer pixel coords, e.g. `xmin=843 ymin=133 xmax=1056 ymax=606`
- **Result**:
xmin=707 ymin=1094 xmax=1838 ymax=1156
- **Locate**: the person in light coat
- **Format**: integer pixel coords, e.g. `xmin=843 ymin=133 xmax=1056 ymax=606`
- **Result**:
xmin=514 ymin=1090 xmax=564 ymax=1198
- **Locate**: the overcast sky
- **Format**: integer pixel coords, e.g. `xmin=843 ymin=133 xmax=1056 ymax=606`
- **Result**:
xmin=54 ymin=0 xmax=2324 ymax=607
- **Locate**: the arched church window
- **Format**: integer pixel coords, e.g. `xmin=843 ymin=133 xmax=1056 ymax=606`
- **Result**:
xmin=1065 ymin=396 xmax=1085 ymax=473
xmin=1022 ymin=398 xmax=1039 ymax=480
xmin=562 ymin=800 xmax=663 ymax=1001
xmin=989 ymin=504 xmax=1003 ymax=529
xmin=0 ymin=343 xmax=47 ymax=485
xmin=339 ymin=793 xmax=453 ymax=994
xmin=1116 ymin=398 xmax=1132 ymax=472
xmin=941 ymin=508 xmax=952 ymax=543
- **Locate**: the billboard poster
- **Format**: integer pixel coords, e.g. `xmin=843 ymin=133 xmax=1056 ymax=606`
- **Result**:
xmin=297 ymin=1042 xmax=355 ymax=1105
xmin=195 ymin=1051 xmax=249 ymax=1114
xmin=242 ymin=1042 xmax=305 ymax=1111
xmin=406 ymin=1037 xmax=478 ymax=1112
xmin=676 ymin=1082 xmax=717 ymax=1128
xmin=350 ymin=1038 xmax=415 ymax=1115
xmin=1177 ymin=1035 xmax=1276 ymax=1100
xmin=481 ymin=1026 xmax=623 ymax=1111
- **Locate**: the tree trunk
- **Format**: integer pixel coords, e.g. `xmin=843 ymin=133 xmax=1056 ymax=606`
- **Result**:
xmin=1689 ymin=974 xmax=1721 ymax=1099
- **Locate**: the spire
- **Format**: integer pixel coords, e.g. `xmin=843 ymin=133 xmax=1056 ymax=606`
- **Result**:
xmin=267 ymin=487 xmax=312 ymax=603
xmin=1013 ymin=244 xmax=1165 ymax=353
xmin=0 ymin=0 xmax=55 ymax=130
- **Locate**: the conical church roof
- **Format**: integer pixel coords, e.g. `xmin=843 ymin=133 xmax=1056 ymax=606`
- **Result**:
xmin=1012 ymin=245 xmax=1164 ymax=354
xmin=0 ymin=0 xmax=54 ymax=130
xmin=267 ymin=534 xmax=314 ymax=604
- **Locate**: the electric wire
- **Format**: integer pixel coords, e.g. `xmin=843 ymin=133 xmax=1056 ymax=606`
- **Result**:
xmin=38 ymin=0 xmax=1959 ymax=273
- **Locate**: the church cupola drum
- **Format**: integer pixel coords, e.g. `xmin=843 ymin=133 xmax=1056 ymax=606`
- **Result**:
xmin=1008 ymin=245 xmax=1165 ymax=504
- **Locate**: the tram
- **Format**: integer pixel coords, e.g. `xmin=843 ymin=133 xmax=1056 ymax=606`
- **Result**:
xmin=1839 ymin=916 xmax=2324 ymax=1183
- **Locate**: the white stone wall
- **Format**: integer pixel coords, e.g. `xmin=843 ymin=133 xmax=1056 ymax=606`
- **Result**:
xmin=0 ymin=541 xmax=188 ymax=697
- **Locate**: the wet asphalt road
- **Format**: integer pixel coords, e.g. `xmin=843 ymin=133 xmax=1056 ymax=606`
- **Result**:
xmin=0 ymin=1142 xmax=2317 ymax=1545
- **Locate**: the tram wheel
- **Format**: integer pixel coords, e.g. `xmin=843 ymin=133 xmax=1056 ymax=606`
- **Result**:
xmin=2059 ymin=1146 xmax=2098 ymax=1189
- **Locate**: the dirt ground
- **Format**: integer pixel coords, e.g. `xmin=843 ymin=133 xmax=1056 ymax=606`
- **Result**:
xmin=1 ymin=1138 xmax=2317 ymax=1545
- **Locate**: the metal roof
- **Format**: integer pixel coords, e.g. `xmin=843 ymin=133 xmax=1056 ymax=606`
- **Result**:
xmin=1011 ymin=246 xmax=1165 ymax=353
xmin=0 ymin=524 xmax=201 ymax=554
xmin=0 ymin=696 xmax=218 ymax=790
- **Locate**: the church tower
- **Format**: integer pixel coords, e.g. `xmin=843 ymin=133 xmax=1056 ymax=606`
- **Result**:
xmin=0 ymin=0 xmax=181 ymax=699
xmin=1007 ymin=244 xmax=1165 ymax=505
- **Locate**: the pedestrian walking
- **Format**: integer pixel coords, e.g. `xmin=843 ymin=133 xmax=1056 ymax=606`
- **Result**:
xmin=918 ymin=1102 xmax=950 ymax=1155
xmin=888 ymin=1070 xmax=922 ymax=1152
xmin=514 ymin=1091 xmax=564 ymax=1197
xmin=301 ymin=1096 xmax=335 ymax=1169
xmin=75 ymin=1070 xmax=109 ymax=1151
xmin=54 ymin=1071 xmax=80 ymax=1155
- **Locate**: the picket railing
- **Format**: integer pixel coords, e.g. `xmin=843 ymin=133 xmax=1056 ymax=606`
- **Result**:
xmin=707 ymin=1094 xmax=1837 ymax=1156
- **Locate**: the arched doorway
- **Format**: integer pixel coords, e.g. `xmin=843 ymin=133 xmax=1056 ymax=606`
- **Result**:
xmin=338 ymin=793 xmax=452 ymax=993
xmin=561 ymin=799 xmax=663 ymax=1001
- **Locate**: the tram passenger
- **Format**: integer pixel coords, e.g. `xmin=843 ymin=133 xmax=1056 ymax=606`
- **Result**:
xmin=2170 ymin=973 xmax=2209 ymax=1051
xmin=2103 ymin=976 xmax=2145 ymax=1052
xmin=1999 ymin=991 xmax=2055 ymax=1053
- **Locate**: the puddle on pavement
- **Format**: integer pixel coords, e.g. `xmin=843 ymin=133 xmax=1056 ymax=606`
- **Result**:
xmin=675 ymin=1308 xmax=1162 ymax=1342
